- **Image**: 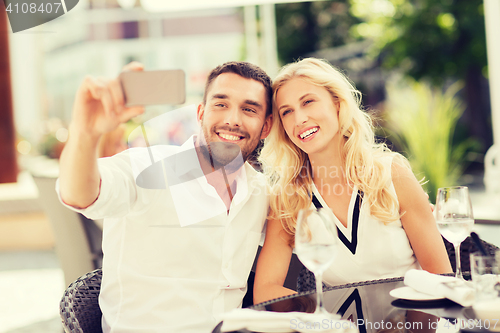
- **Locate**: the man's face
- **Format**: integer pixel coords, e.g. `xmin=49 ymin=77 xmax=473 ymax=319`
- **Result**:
xmin=196 ymin=72 xmax=272 ymax=169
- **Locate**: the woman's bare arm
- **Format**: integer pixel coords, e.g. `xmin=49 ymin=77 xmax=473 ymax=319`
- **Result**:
xmin=253 ymin=218 xmax=297 ymax=304
xmin=392 ymin=160 xmax=453 ymax=274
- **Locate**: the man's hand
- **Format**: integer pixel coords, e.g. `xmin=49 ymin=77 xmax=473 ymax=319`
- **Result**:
xmin=70 ymin=62 xmax=145 ymax=139
xmin=59 ymin=62 xmax=145 ymax=209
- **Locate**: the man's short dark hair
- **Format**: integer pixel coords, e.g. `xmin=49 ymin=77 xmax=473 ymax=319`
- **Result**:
xmin=202 ymin=61 xmax=272 ymax=117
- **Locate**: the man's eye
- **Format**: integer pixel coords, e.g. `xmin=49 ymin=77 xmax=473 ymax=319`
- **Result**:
xmin=243 ymin=108 xmax=256 ymax=113
xmin=215 ymin=103 xmax=226 ymax=108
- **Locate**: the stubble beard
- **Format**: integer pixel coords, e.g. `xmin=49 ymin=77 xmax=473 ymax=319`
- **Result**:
xmin=198 ymin=121 xmax=261 ymax=173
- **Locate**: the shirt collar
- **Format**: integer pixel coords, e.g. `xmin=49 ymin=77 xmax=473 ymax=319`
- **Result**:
xmin=173 ymin=135 xmax=203 ymax=178
xmin=172 ymin=135 xmax=263 ymax=198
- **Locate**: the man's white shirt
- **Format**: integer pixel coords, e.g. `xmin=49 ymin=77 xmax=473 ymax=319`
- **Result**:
xmin=57 ymin=136 xmax=269 ymax=332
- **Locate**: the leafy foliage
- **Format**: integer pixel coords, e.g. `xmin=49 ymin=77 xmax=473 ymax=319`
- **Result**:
xmin=384 ymin=79 xmax=475 ymax=202
xmin=349 ymin=0 xmax=487 ymax=84
xmin=350 ymin=0 xmax=492 ymax=149
xmin=275 ymin=1 xmax=361 ymax=64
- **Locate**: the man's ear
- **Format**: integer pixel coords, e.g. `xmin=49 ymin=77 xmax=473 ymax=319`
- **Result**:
xmin=260 ymin=115 xmax=273 ymax=140
xmin=196 ymin=104 xmax=204 ymax=124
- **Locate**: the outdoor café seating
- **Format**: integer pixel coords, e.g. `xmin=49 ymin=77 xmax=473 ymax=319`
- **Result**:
xmin=296 ymin=236 xmax=500 ymax=293
xmin=32 ymin=175 xmax=103 ymax=287
xmin=59 ymin=236 xmax=499 ymax=333
xmin=60 ymin=268 xmax=103 ymax=333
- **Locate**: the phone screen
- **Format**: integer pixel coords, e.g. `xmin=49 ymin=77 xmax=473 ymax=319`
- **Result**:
xmin=119 ymin=70 xmax=186 ymax=106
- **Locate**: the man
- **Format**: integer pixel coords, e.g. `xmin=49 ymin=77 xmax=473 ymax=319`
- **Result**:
xmin=58 ymin=61 xmax=273 ymax=332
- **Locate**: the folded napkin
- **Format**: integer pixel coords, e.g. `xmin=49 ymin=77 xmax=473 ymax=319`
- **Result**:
xmin=404 ymin=269 xmax=474 ymax=307
xmin=218 ymin=308 xmax=359 ymax=333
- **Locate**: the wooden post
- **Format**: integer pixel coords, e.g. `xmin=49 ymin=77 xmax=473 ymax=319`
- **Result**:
xmin=0 ymin=5 xmax=18 ymax=183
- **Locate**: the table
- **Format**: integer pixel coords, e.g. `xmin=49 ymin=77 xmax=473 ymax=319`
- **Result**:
xmin=214 ymin=277 xmax=490 ymax=333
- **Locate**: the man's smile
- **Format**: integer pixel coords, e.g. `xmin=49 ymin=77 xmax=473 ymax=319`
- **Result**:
xmin=216 ymin=130 xmax=246 ymax=142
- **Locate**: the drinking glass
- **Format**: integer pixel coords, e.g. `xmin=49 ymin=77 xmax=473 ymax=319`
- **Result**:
xmin=435 ymin=186 xmax=474 ymax=279
xmin=471 ymin=250 xmax=500 ymax=331
xmin=295 ymin=208 xmax=338 ymax=314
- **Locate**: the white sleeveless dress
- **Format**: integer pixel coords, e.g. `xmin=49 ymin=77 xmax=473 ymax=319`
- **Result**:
xmin=311 ymin=175 xmax=419 ymax=286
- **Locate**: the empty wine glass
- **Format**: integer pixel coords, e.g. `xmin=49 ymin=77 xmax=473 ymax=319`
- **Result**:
xmin=435 ymin=186 xmax=475 ymax=279
xmin=295 ymin=208 xmax=338 ymax=314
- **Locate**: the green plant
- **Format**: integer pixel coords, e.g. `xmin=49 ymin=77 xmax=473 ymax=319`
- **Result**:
xmin=384 ymin=78 xmax=473 ymax=203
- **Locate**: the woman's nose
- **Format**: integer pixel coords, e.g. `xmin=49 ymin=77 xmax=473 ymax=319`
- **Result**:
xmin=295 ymin=109 xmax=308 ymax=126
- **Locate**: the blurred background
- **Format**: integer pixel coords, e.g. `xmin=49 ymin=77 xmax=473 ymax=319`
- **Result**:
xmin=0 ymin=0 xmax=499 ymax=331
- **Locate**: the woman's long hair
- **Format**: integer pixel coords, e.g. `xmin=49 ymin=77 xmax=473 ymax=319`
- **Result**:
xmin=259 ymin=58 xmax=409 ymax=243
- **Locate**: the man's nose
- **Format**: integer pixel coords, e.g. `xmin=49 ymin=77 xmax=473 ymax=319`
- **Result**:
xmin=224 ymin=107 xmax=242 ymax=127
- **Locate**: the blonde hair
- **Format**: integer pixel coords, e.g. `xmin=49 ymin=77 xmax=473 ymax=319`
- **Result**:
xmin=259 ymin=58 xmax=409 ymax=242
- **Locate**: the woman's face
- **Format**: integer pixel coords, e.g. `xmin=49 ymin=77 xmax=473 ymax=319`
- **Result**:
xmin=275 ymin=77 xmax=340 ymax=157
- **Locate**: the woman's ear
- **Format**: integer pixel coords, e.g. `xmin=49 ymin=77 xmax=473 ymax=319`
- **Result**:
xmin=335 ymin=99 xmax=341 ymax=115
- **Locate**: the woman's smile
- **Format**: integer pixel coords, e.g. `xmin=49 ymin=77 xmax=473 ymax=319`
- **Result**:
xmin=297 ymin=126 xmax=319 ymax=142
xmin=276 ymin=77 xmax=340 ymax=156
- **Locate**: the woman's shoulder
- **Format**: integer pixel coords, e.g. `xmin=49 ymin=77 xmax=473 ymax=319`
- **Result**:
xmin=389 ymin=153 xmax=413 ymax=181
xmin=389 ymin=155 xmax=424 ymax=206
xmin=363 ymin=151 xmax=413 ymax=199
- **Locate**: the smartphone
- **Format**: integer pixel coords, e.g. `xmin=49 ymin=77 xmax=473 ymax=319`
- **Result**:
xmin=119 ymin=69 xmax=186 ymax=106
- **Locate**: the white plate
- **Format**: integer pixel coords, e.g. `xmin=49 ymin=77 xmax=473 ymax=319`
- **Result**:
xmin=389 ymin=287 xmax=445 ymax=301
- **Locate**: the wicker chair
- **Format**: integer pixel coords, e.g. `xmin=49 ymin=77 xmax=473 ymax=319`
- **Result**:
xmin=442 ymin=236 xmax=499 ymax=274
xmin=60 ymin=268 xmax=103 ymax=333
xmin=296 ymin=236 xmax=500 ymax=293
xmin=60 ymin=267 xmax=259 ymax=332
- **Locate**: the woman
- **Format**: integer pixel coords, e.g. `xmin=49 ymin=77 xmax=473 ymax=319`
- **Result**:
xmin=253 ymin=58 xmax=452 ymax=304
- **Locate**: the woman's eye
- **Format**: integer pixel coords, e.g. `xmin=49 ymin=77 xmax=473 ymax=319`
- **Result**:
xmin=304 ymin=99 xmax=314 ymax=105
xmin=281 ymin=109 xmax=291 ymax=117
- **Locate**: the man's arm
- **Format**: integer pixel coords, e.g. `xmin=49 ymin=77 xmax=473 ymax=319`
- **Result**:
xmin=59 ymin=62 xmax=145 ymax=209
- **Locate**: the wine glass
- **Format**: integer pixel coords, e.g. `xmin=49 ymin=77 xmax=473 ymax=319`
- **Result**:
xmin=435 ymin=186 xmax=475 ymax=279
xmin=295 ymin=208 xmax=338 ymax=315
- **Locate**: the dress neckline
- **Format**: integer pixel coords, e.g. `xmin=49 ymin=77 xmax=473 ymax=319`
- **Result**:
xmin=311 ymin=183 xmax=364 ymax=254
xmin=311 ymin=183 xmax=357 ymax=238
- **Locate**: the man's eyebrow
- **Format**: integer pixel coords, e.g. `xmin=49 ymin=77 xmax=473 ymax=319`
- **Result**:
xmin=244 ymin=99 xmax=263 ymax=109
xmin=210 ymin=94 xmax=228 ymax=100
xmin=209 ymin=95 xmax=264 ymax=110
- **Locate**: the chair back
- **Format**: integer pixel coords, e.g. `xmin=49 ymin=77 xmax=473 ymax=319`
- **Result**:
xmin=442 ymin=236 xmax=499 ymax=276
xmin=60 ymin=268 xmax=103 ymax=333
xmin=32 ymin=175 xmax=100 ymax=286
